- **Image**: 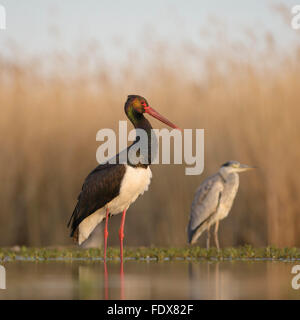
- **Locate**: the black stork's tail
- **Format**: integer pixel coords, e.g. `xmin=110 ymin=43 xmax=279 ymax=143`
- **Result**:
xmin=68 ymin=163 xmax=126 ymax=245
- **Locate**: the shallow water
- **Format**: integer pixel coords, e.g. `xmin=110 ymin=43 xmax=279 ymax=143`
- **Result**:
xmin=0 ymin=260 xmax=299 ymax=299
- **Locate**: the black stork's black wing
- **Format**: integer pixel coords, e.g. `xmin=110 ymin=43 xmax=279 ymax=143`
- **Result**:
xmin=68 ymin=163 xmax=126 ymax=237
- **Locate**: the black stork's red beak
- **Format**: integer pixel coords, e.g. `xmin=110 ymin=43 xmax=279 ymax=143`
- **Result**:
xmin=144 ymin=106 xmax=181 ymax=131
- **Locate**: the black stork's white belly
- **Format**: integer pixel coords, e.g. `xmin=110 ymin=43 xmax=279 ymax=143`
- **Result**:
xmin=107 ymin=165 xmax=152 ymax=214
xmin=78 ymin=165 xmax=152 ymax=244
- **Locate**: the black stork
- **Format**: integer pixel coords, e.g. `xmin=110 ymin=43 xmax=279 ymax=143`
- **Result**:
xmin=68 ymin=95 xmax=180 ymax=261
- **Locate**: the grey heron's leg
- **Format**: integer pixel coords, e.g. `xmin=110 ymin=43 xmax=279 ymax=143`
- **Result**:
xmin=214 ymin=220 xmax=220 ymax=250
xmin=206 ymin=226 xmax=211 ymax=250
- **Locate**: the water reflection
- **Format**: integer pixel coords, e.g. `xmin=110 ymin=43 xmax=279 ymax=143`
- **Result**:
xmin=103 ymin=260 xmax=125 ymax=300
xmin=78 ymin=260 xmax=125 ymax=299
xmin=188 ymin=262 xmax=233 ymax=299
xmin=120 ymin=261 xmax=125 ymax=300
xmin=0 ymin=260 xmax=299 ymax=299
xmin=104 ymin=261 xmax=109 ymax=300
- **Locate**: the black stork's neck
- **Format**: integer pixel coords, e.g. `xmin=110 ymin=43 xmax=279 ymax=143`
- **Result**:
xmin=125 ymin=107 xmax=157 ymax=167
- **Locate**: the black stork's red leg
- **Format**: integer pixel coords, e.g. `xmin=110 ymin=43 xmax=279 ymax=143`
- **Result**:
xmin=119 ymin=209 xmax=127 ymax=261
xmin=104 ymin=207 xmax=109 ymax=260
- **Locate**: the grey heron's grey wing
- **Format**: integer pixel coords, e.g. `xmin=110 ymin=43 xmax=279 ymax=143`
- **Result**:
xmin=188 ymin=174 xmax=224 ymax=243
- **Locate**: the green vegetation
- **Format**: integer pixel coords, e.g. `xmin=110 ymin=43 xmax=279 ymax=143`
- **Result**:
xmin=0 ymin=245 xmax=300 ymax=262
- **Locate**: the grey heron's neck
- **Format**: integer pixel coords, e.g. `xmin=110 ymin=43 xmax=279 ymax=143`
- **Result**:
xmin=219 ymin=168 xmax=239 ymax=182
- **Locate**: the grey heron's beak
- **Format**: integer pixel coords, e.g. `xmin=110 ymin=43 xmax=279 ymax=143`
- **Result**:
xmin=238 ymin=164 xmax=256 ymax=172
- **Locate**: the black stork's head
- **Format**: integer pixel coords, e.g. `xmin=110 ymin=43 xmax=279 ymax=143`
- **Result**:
xmin=125 ymin=95 xmax=181 ymax=130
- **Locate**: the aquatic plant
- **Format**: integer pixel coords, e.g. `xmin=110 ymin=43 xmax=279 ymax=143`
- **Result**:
xmin=0 ymin=245 xmax=299 ymax=262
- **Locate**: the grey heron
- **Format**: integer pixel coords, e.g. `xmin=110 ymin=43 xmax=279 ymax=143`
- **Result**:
xmin=187 ymin=161 xmax=255 ymax=249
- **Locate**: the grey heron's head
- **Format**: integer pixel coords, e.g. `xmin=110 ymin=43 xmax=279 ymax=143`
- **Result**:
xmin=220 ymin=160 xmax=255 ymax=174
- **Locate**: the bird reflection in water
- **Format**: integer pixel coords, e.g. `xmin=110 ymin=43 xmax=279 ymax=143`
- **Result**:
xmin=103 ymin=260 xmax=125 ymax=300
xmin=120 ymin=261 xmax=125 ymax=300
xmin=188 ymin=262 xmax=221 ymax=299
xmin=104 ymin=261 xmax=109 ymax=300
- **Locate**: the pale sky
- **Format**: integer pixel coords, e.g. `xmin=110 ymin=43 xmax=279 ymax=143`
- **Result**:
xmin=0 ymin=0 xmax=298 ymax=61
